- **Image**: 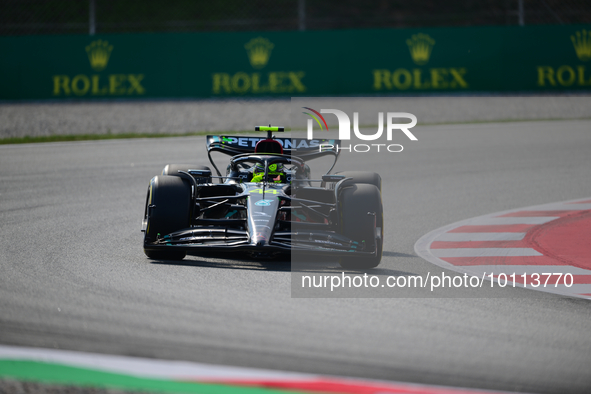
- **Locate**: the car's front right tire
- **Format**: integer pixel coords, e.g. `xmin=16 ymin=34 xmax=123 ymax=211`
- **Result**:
xmin=335 ymin=171 xmax=381 ymax=191
xmin=338 ymin=183 xmax=383 ymax=269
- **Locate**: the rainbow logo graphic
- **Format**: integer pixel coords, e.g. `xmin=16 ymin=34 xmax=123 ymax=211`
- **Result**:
xmin=302 ymin=107 xmax=329 ymax=132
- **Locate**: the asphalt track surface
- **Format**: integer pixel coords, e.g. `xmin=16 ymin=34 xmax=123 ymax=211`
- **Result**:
xmin=1 ymin=119 xmax=590 ymax=393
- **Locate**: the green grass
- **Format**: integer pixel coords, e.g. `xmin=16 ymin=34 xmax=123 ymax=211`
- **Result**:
xmin=0 ymin=360 xmax=306 ymax=394
xmin=1 ymin=117 xmax=589 ymax=145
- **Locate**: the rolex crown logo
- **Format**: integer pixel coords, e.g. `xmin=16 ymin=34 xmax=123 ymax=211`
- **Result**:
xmin=406 ymin=33 xmax=435 ymax=65
xmin=571 ymin=29 xmax=591 ymax=62
xmin=86 ymin=40 xmax=113 ymax=71
xmin=245 ymin=37 xmax=274 ymax=69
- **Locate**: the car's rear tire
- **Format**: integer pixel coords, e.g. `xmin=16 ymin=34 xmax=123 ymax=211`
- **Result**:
xmin=335 ymin=171 xmax=381 ymax=191
xmin=339 ymin=184 xmax=383 ymax=269
xmin=143 ymin=175 xmax=191 ymax=260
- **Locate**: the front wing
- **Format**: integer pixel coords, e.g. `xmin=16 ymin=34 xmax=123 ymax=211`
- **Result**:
xmin=143 ymin=226 xmax=379 ymax=258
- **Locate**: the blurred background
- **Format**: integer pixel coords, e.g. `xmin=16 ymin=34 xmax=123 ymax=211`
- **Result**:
xmin=2 ymin=0 xmax=591 ymax=36
xmin=1 ymin=0 xmax=590 ymax=138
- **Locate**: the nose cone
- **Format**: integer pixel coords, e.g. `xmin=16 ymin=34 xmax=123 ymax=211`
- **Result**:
xmin=248 ymin=194 xmax=280 ymax=248
xmin=252 ymin=226 xmax=271 ymax=246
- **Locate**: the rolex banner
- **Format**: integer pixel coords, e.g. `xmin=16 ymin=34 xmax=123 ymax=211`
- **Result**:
xmin=0 ymin=24 xmax=590 ymax=100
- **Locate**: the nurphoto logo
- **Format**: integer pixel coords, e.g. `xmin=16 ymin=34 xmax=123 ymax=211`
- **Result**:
xmin=302 ymin=107 xmax=417 ymax=153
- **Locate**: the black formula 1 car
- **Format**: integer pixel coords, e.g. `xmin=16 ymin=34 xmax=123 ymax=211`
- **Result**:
xmin=141 ymin=126 xmax=383 ymax=269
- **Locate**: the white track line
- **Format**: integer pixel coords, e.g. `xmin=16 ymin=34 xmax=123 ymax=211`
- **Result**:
xmin=466 ymin=217 xmax=558 ymax=225
xmin=434 ymin=233 xmax=526 ymax=241
xmin=431 ymin=248 xmax=542 ymax=258
xmin=525 ymin=203 xmax=591 ymax=211
xmin=0 ymin=344 xmax=309 ymax=380
xmin=461 ymin=265 xmax=591 ymax=276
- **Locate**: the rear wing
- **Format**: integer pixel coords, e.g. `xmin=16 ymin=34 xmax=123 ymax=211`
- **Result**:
xmin=206 ymin=135 xmax=340 ymax=158
xmin=206 ymin=135 xmax=341 ymax=177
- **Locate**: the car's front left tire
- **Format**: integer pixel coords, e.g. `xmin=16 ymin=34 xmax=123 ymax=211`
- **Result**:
xmin=143 ymin=175 xmax=191 ymax=260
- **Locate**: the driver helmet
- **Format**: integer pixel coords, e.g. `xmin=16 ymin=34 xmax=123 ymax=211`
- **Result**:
xmin=252 ymin=162 xmax=285 ymax=183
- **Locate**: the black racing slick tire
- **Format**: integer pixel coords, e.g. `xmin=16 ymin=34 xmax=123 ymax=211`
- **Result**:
xmin=162 ymin=164 xmax=212 ymax=184
xmin=335 ymin=171 xmax=381 ymax=191
xmin=143 ymin=175 xmax=191 ymax=260
xmin=339 ymin=184 xmax=383 ymax=269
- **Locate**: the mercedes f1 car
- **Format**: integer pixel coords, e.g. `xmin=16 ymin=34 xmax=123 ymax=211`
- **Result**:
xmin=141 ymin=126 xmax=383 ymax=269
